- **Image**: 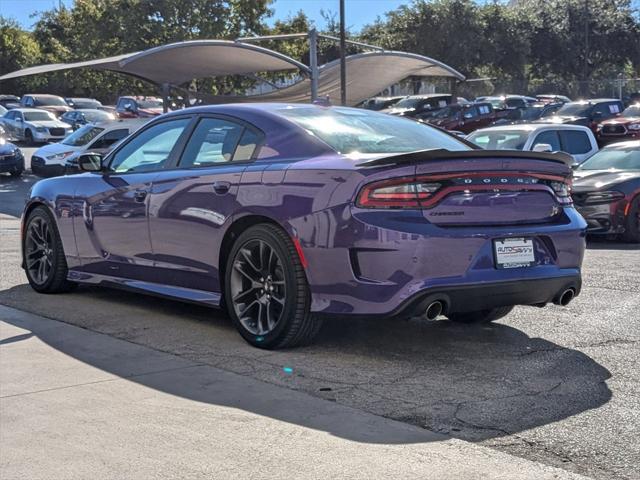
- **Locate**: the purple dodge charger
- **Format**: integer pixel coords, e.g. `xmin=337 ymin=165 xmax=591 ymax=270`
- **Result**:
xmin=21 ymin=103 xmax=586 ymax=348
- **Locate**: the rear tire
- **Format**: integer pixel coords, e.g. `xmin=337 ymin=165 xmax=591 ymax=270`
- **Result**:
xmin=224 ymin=223 xmax=322 ymax=349
xmin=23 ymin=206 xmax=76 ymax=293
xmin=622 ymin=197 xmax=640 ymax=243
xmin=447 ymin=306 xmax=514 ymax=324
xmin=10 ymin=168 xmax=23 ymax=177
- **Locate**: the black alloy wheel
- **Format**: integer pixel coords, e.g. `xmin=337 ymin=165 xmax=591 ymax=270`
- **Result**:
xmin=23 ymin=206 xmax=75 ymax=293
xmin=225 ymin=224 xmax=322 ymax=349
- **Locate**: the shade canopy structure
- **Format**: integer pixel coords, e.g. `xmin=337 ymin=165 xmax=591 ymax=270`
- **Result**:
xmin=0 ymin=40 xmax=465 ymax=106
xmin=241 ymin=51 xmax=465 ymax=106
xmin=0 ymin=40 xmax=310 ymax=85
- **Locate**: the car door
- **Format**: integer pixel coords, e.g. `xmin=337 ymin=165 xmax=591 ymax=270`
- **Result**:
xmin=147 ymin=115 xmax=263 ymax=293
xmin=558 ymin=129 xmax=596 ymax=164
xmin=72 ymin=117 xmax=192 ymax=281
xmin=2 ymin=111 xmax=16 ymax=137
xmin=13 ymin=111 xmax=26 ymax=139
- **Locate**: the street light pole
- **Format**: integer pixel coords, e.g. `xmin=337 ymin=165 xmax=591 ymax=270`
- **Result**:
xmin=339 ymin=0 xmax=347 ymax=106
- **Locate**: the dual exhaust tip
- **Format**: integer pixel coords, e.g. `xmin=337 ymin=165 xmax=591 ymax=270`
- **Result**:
xmin=554 ymin=288 xmax=575 ymax=307
xmin=423 ymin=287 xmax=575 ymax=319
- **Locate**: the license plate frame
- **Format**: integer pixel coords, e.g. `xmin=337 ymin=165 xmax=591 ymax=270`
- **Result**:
xmin=493 ymin=237 xmax=536 ymax=269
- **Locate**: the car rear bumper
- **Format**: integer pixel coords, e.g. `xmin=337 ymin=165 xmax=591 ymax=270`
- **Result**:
xmin=298 ymin=207 xmax=587 ymax=316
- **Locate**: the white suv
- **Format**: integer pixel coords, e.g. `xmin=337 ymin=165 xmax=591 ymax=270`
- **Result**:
xmin=467 ymin=124 xmax=598 ymax=165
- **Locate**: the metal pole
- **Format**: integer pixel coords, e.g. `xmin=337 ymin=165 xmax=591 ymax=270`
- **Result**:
xmin=339 ymin=0 xmax=347 ymax=106
xmin=161 ymin=82 xmax=169 ymax=113
xmin=309 ymin=28 xmax=319 ymax=101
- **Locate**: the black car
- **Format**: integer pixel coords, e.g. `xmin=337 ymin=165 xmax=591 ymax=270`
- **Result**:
xmin=65 ymin=97 xmax=103 ymax=110
xmin=537 ymin=99 xmax=624 ymax=135
xmin=60 ymin=109 xmax=115 ymax=130
xmin=491 ymin=102 xmax=563 ymax=126
xmin=380 ymin=94 xmax=454 ymax=119
xmin=0 ymin=125 xmax=25 ymax=177
xmin=572 ymin=140 xmax=640 ymax=242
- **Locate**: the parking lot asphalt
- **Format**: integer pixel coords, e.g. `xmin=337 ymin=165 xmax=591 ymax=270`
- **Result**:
xmin=1 ymin=148 xmax=639 ymax=479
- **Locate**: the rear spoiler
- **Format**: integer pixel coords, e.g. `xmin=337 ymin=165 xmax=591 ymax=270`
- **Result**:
xmin=357 ymin=149 xmax=573 ymax=168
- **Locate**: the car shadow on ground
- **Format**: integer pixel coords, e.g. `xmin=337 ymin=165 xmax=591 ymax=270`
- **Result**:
xmin=0 ymin=282 xmax=612 ymax=444
xmin=586 ymin=238 xmax=639 ymax=250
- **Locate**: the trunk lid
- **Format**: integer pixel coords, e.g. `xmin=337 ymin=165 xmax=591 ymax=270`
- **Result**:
xmin=358 ymin=150 xmax=572 ymax=226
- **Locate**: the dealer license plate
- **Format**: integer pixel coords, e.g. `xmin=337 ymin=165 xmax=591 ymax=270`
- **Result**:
xmin=493 ymin=238 xmax=535 ymax=269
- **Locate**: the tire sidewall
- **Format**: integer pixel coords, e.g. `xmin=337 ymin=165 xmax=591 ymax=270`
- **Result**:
xmin=623 ymin=198 xmax=640 ymax=243
xmin=24 ymin=208 xmax=62 ymax=292
xmin=224 ymin=225 xmax=306 ymax=348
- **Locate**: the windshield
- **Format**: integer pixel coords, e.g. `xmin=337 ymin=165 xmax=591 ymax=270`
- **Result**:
xmin=519 ymin=107 xmax=545 ymax=120
xmin=24 ymin=111 xmax=55 ymax=121
xmin=578 ymin=147 xmax=640 ymax=171
xmin=467 ymin=130 xmax=529 ymax=150
xmin=138 ymin=99 xmax=163 ymax=109
xmin=277 ymin=106 xmax=470 ymax=154
xmin=622 ymin=105 xmax=640 ymax=118
xmin=556 ymin=103 xmax=592 ymax=117
xmin=34 ymin=96 xmax=68 ymax=106
xmin=74 ymin=100 xmax=102 ymax=108
xmin=62 ymin=125 xmax=105 ymax=146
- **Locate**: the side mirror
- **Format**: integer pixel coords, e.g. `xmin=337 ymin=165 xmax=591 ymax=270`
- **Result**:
xmin=124 ymin=104 xmax=134 ymax=112
xmin=532 ymin=143 xmax=553 ymax=153
xmin=463 ymin=113 xmax=473 ymax=120
xmin=77 ymin=152 xmax=103 ymax=172
xmin=16 ymin=117 xmax=22 ymax=122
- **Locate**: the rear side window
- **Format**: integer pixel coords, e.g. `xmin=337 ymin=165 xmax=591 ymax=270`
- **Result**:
xmin=559 ymin=130 xmax=592 ymax=154
xmin=532 ymin=130 xmax=561 ymax=151
xmin=179 ymin=117 xmax=249 ymax=167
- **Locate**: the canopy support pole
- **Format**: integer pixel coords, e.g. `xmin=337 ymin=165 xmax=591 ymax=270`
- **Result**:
xmin=161 ymin=82 xmax=170 ymax=113
xmin=309 ymin=28 xmax=319 ymax=101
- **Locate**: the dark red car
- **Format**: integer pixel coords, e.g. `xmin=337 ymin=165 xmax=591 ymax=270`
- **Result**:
xmin=19 ymin=94 xmax=72 ymax=117
xmin=597 ymin=103 xmax=640 ymax=145
xmin=425 ymin=102 xmax=506 ymax=134
xmin=115 ymin=96 xmax=164 ymax=118
xmin=536 ymin=99 xmax=624 ymax=135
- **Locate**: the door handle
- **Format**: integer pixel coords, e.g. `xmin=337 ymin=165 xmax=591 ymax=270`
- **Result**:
xmin=133 ymin=189 xmax=148 ymax=202
xmin=212 ymin=181 xmax=231 ymax=195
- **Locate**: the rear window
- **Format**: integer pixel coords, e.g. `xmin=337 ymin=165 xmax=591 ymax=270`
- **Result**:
xmin=33 ymin=96 xmax=67 ymax=107
xmin=467 ymin=130 xmax=529 ymax=150
xmin=277 ymin=106 xmax=470 ymax=155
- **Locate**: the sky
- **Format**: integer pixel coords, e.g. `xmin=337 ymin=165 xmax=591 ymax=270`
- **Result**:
xmin=0 ymin=0 xmax=408 ymax=31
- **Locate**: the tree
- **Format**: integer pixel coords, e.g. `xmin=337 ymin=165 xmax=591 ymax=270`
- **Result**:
xmin=0 ymin=17 xmax=43 ymax=92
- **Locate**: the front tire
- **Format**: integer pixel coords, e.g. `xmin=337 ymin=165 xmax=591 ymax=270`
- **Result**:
xmin=447 ymin=306 xmax=514 ymax=324
xmin=224 ymin=224 xmax=322 ymax=349
xmin=23 ymin=206 xmax=75 ymax=293
xmin=24 ymin=129 xmax=34 ymax=146
xmin=622 ymin=197 xmax=640 ymax=243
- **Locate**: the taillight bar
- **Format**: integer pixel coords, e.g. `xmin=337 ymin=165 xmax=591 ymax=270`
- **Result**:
xmin=356 ymin=172 xmax=573 ymax=209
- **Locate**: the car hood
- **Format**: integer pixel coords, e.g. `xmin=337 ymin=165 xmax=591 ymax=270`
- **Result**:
xmin=600 ymin=116 xmax=640 ymax=125
xmin=34 ymin=142 xmax=83 ymax=157
xmin=26 ymin=120 xmax=70 ymax=128
xmin=573 ymin=169 xmax=640 ymax=191
xmin=38 ymin=105 xmax=72 ymax=114
xmin=534 ymin=115 xmax=586 ymax=124
xmin=0 ymin=141 xmax=19 ymax=155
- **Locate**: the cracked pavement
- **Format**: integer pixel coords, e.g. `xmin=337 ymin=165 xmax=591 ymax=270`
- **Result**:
xmin=1 ymin=165 xmax=639 ymax=479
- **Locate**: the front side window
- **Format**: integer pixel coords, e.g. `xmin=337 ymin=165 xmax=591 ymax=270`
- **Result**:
xmin=277 ymin=106 xmax=470 ymax=155
xmin=559 ymin=130 xmax=592 ymax=154
xmin=109 ymin=118 xmax=189 ymax=173
xmin=91 ymin=129 xmax=129 ymax=149
xmin=180 ymin=117 xmax=254 ymax=167
xmin=533 ymin=130 xmax=562 ymax=151
xmin=62 ymin=126 xmax=105 ymax=146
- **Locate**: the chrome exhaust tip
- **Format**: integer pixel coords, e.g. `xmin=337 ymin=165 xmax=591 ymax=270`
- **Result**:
xmin=555 ymin=288 xmax=575 ymax=306
xmin=425 ymin=301 xmax=444 ymax=320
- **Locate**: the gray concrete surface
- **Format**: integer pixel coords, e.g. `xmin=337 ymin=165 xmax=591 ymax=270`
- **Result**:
xmin=1 ymin=147 xmax=639 ymax=479
xmin=0 ymin=305 xmax=590 ymax=480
